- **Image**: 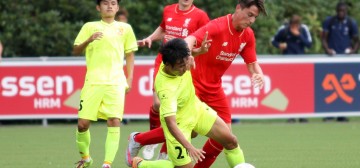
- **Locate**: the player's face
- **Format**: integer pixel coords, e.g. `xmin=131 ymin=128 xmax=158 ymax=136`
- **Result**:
xmin=336 ymin=6 xmax=347 ymax=20
xmin=233 ymin=4 xmax=259 ymax=31
xmin=97 ymin=0 xmax=119 ymax=18
xmin=169 ymin=58 xmax=188 ymax=76
xmin=178 ymin=0 xmax=194 ymax=7
xmin=118 ymin=15 xmax=128 ymax=23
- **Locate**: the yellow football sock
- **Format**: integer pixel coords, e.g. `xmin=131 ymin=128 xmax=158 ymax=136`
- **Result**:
xmin=76 ymin=129 xmax=91 ymax=158
xmin=104 ymin=127 xmax=120 ymax=164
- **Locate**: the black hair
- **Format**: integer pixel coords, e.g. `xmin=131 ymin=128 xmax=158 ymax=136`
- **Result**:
xmin=160 ymin=38 xmax=190 ymax=68
xmin=336 ymin=1 xmax=348 ymax=10
xmin=96 ymin=0 xmax=120 ymax=5
xmin=238 ymin=0 xmax=267 ymax=16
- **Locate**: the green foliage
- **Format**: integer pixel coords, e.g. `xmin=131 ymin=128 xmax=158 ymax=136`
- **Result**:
xmin=0 ymin=0 xmax=360 ymax=56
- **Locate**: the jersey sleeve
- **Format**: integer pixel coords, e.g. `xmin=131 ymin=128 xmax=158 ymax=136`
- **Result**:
xmin=196 ymin=10 xmax=210 ymax=29
xmin=74 ymin=23 xmax=90 ymax=46
xmin=124 ymin=25 xmax=138 ymax=53
xmin=350 ymin=19 xmax=359 ymax=37
xmin=322 ymin=17 xmax=331 ymax=33
xmin=158 ymin=89 xmax=177 ymax=118
xmin=240 ymin=29 xmax=257 ymax=64
xmin=159 ymin=6 xmax=168 ymax=30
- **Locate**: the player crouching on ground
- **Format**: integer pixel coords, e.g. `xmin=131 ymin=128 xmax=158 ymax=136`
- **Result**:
xmin=129 ymin=38 xmax=247 ymax=168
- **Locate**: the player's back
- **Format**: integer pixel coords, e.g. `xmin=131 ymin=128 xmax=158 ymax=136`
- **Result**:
xmin=155 ymin=65 xmax=202 ymax=126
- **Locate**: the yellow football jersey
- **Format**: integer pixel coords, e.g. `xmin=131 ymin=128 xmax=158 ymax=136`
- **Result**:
xmin=74 ymin=20 xmax=138 ymax=85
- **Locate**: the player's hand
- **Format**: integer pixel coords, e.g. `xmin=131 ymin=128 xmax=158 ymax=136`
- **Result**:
xmin=251 ymin=73 xmax=264 ymax=89
xmin=198 ymin=31 xmax=212 ymax=55
xmin=326 ymin=48 xmax=336 ymax=56
xmin=186 ymin=146 xmax=206 ymax=163
xmin=88 ymin=32 xmax=103 ymax=43
xmin=138 ymin=37 xmax=152 ymax=48
xmin=126 ymin=78 xmax=133 ymax=94
xmin=186 ymin=55 xmax=196 ymax=70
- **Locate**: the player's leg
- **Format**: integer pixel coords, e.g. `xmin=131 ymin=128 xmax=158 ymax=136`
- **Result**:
xmin=132 ymin=156 xmax=174 ymax=168
xmin=126 ymin=127 xmax=166 ymax=166
xmin=206 ymin=117 xmax=245 ymax=167
xmin=75 ymin=85 xmax=103 ymax=167
xmin=194 ymin=104 xmax=244 ymax=168
xmin=194 ymin=95 xmax=230 ymax=168
xmin=99 ymin=85 xmax=125 ymax=168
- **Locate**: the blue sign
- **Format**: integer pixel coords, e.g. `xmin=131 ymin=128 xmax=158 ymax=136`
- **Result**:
xmin=315 ymin=63 xmax=360 ymax=112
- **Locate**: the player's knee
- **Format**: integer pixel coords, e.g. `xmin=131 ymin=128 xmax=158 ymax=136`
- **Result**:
xmin=191 ymin=131 xmax=198 ymax=138
xmin=77 ymin=122 xmax=89 ymax=132
xmin=152 ymin=102 xmax=161 ymax=112
xmin=223 ymin=134 xmax=238 ymax=150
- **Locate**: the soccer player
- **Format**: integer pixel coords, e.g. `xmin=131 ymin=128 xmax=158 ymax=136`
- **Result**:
xmin=73 ymin=0 xmax=138 ymax=168
xmin=127 ymin=0 xmax=267 ymax=167
xmin=131 ymin=38 xmax=247 ymax=168
xmin=137 ymin=0 xmax=210 ymax=160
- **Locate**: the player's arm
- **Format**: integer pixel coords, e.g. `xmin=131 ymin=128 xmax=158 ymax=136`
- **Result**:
xmin=138 ymin=26 xmax=165 ymax=48
xmin=125 ymin=51 xmax=134 ymax=93
xmin=246 ymin=62 xmax=264 ymax=89
xmin=73 ymin=32 xmax=103 ymax=56
xmin=321 ymin=19 xmax=335 ymax=55
xmin=164 ymin=115 xmax=205 ymax=163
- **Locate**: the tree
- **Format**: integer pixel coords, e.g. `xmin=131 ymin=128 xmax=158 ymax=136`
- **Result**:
xmin=0 ymin=0 xmax=359 ymax=57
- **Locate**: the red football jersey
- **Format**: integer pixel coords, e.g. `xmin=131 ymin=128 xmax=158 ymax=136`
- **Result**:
xmin=191 ymin=14 xmax=257 ymax=95
xmin=160 ymin=4 xmax=209 ymax=42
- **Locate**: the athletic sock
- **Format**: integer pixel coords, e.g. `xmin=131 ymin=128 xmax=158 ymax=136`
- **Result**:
xmin=159 ymin=142 xmax=167 ymax=154
xmin=135 ymin=127 xmax=165 ymax=146
xmin=104 ymin=127 xmax=120 ymax=164
xmin=224 ymin=145 xmax=245 ymax=167
xmin=194 ymin=138 xmax=223 ymax=168
xmin=76 ymin=129 xmax=91 ymax=158
xmin=139 ymin=159 xmax=173 ymax=168
xmin=149 ymin=105 xmax=161 ymax=130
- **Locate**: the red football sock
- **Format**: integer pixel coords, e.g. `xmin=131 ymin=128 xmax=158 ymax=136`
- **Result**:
xmin=149 ymin=105 xmax=161 ymax=130
xmin=134 ymin=127 xmax=165 ymax=146
xmin=159 ymin=142 xmax=167 ymax=153
xmin=194 ymin=138 xmax=223 ymax=168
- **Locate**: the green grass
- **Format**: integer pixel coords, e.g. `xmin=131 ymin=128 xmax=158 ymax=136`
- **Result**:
xmin=1 ymin=118 xmax=360 ymax=168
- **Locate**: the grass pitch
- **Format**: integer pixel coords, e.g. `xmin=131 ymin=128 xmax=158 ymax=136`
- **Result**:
xmin=0 ymin=118 xmax=359 ymax=168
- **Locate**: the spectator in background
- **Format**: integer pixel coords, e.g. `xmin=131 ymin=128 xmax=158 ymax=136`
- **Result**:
xmin=272 ymin=14 xmax=312 ymax=123
xmin=272 ymin=14 xmax=312 ymax=55
xmin=321 ymin=1 xmax=359 ymax=122
xmin=116 ymin=7 xmax=128 ymax=23
xmin=321 ymin=1 xmax=359 ymax=56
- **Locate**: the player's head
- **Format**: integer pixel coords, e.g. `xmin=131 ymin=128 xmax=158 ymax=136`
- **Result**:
xmin=178 ymin=0 xmax=194 ymax=7
xmin=233 ymin=0 xmax=267 ymax=31
xmin=160 ymin=38 xmax=190 ymax=76
xmin=336 ymin=1 xmax=348 ymax=20
xmin=289 ymin=14 xmax=301 ymax=27
xmin=96 ymin=0 xmax=120 ymax=19
xmin=116 ymin=7 xmax=128 ymax=22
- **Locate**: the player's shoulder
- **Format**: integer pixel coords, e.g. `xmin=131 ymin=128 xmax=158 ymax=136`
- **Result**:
xmin=192 ymin=6 xmax=207 ymax=15
xmin=84 ymin=21 xmax=101 ymax=26
xmin=164 ymin=3 xmax=177 ymax=12
xmin=244 ymin=27 xmax=254 ymax=35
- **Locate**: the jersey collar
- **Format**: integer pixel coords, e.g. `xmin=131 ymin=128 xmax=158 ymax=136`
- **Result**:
xmin=227 ymin=14 xmax=245 ymax=37
xmin=175 ymin=4 xmax=195 ymax=15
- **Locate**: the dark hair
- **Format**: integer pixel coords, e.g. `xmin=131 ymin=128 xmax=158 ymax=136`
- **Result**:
xmin=96 ymin=0 xmax=120 ymax=5
xmin=238 ymin=0 xmax=267 ymax=16
xmin=336 ymin=1 xmax=348 ymax=10
xmin=160 ymin=38 xmax=190 ymax=67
